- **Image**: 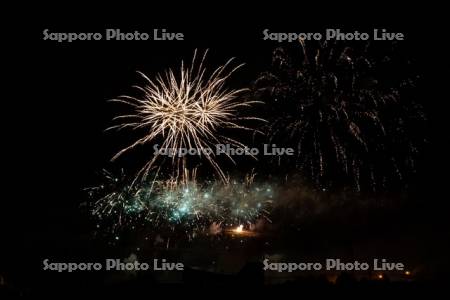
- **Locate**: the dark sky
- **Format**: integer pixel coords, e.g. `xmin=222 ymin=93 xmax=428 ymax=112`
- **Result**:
xmin=4 ymin=8 xmax=449 ymax=293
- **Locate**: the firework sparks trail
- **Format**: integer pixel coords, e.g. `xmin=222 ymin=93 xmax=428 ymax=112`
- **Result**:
xmin=108 ymin=50 xmax=265 ymax=184
xmin=254 ymin=39 xmax=425 ymax=190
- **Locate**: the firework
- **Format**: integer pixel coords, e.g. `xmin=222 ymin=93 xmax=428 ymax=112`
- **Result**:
xmin=87 ymin=169 xmax=274 ymax=236
xmin=86 ymin=169 xmax=147 ymax=232
xmin=254 ymin=40 xmax=425 ymax=190
xmin=108 ymin=50 xmax=264 ymax=183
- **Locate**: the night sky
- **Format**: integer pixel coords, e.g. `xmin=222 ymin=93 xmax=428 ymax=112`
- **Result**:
xmin=4 ymin=8 xmax=449 ymax=295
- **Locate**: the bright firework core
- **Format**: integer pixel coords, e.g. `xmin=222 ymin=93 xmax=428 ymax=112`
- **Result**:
xmin=235 ymin=225 xmax=243 ymax=233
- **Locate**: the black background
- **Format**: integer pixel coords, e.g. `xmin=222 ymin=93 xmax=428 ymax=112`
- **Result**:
xmin=4 ymin=6 xmax=449 ymax=295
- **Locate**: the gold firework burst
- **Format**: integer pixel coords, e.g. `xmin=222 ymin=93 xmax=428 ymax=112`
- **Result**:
xmin=108 ymin=50 xmax=264 ymax=183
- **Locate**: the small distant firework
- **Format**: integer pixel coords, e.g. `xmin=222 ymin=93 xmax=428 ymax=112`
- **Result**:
xmin=254 ymin=40 xmax=425 ymax=190
xmin=86 ymin=169 xmax=147 ymax=231
xmin=87 ymin=169 xmax=274 ymax=237
xmin=108 ymin=50 xmax=264 ymax=183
